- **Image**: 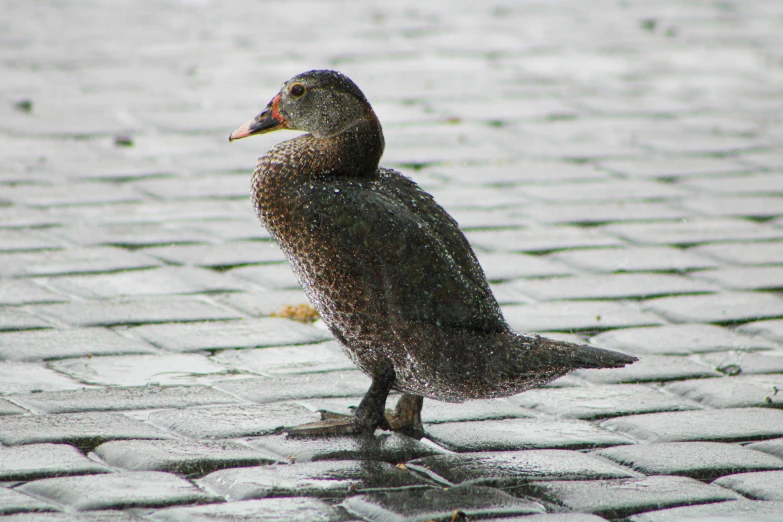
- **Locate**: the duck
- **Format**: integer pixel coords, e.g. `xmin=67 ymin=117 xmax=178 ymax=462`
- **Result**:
xmin=229 ymin=70 xmax=637 ymax=436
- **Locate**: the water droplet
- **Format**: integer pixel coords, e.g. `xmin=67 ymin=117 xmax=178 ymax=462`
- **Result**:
xmin=334 ymin=189 xmax=340 ymax=194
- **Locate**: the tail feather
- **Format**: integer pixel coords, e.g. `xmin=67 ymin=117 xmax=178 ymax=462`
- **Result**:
xmin=517 ymin=334 xmax=638 ymax=371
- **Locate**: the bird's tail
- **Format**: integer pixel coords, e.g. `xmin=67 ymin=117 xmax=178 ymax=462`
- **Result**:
xmin=514 ymin=333 xmax=638 ymax=371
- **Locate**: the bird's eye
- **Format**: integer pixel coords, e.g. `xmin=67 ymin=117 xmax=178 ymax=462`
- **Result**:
xmin=290 ymin=83 xmax=305 ymax=97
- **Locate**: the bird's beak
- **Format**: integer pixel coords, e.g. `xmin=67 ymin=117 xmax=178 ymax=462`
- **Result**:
xmin=229 ymin=94 xmax=288 ymax=142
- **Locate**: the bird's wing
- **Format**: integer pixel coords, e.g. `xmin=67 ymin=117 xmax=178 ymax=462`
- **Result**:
xmin=302 ymin=173 xmax=505 ymax=333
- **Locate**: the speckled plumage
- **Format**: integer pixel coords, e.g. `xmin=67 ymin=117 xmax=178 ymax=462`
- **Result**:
xmin=234 ymin=70 xmax=636 ymax=432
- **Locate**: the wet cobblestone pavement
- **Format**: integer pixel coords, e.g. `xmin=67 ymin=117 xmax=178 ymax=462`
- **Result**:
xmin=2 ymin=0 xmax=783 ymax=520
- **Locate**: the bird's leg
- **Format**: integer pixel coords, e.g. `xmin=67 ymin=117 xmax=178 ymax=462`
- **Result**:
xmin=286 ymin=365 xmax=396 ymax=437
xmin=386 ymin=393 xmax=424 ymax=438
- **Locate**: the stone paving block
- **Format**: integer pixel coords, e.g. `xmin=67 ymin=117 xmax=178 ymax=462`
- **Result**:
xmin=191 ymin=219 xmax=273 ymax=242
xmin=0 ymin=207 xmax=61 ymax=229
xmin=435 ymin=160 xmax=610 ymax=184
xmin=214 ymin=372 xmax=370 ymax=404
xmin=600 ymin=408 xmax=783 ymax=443
xmin=507 ymin=273 xmax=717 ymax=302
xmin=424 ymin=418 xmax=631 ymax=452
xmin=0 ymin=399 xmax=26 ymax=416
xmin=508 ymin=384 xmax=700 ymax=419
xmin=595 ymin=442 xmax=783 ymax=481
xmin=0 ymin=247 xmax=161 ymax=278
xmin=590 ymin=324 xmax=779 ymax=356
xmin=2 ymin=182 xmax=143 ymax=207
xmin=17 ymin=471 xmax=218 ymax=511
xmin=680 ymin=172 xmax=783 ymax=195
xmin=199 ymin=460 xmax=430 ymax=500
xmin=475 ymin=252 xmax=573 ymax=281
xmin=0 ymin=279 xmax=67 ymax=305
xmin=0 ymin=412 xmax=170 ymax=447
xmin=56 ymin=223 xmax=214 ymax=248
xmin=34 ymin=296 xmax=242 ymax=327
xmin=502 ymin=301 xmax=665 ymax=332
xmin=48 ymin=200 xmax=246 ymax=226
xmin=408 ymin=449 xmax=639 ymax=487
xmin=466 ymin=227 xmax=623 ymax=253
xmin=148 ymin=497 xmax=354 ymax=522
xmin=713 ymin=471 xmax=783 ymax=501
xmin=664 ymin=375 xmax=783 ymax=409
xmin=0 ymin=511 xmax=145 ymax=521
xmin=494 ymin=515 xmax=608 ymax=522
xmin=0 ymin=327 xmax=158 ymax=362
xmin=548 ymin=246 xmax=720 ymax=273
xmin=601 ymin=218 xmax=783 ymax=246
xmin=524 ymin=475 xmax=740 ymax=519
xmin=679 ymin=196 xmax=783 ymax=219
xmin=342 ymin=485 xmax=545 ymax=521
xmin=44 ymin=266 xmax=245 ymax=299
xmin=0 ymin=362 xmax=83 ymax=394
xmin=515 ymin=180 xmax=689 ymax=203
xmin=747 ymin=438 xmax=783 ymax=460
xmin=638 ymin=134 xmax=768 ymax=155
xmin=698 ymin=351 xmax=783 ymax=375
xmin=0 ymin=309 xmax=52 ymax=331
xmin=149 ymin=403 xmax=320 ymax=439
xmin=214 ymin=289 xmax=311 ymax=317
xmin=449 ymin=208 xmax=529 ymax=231
xmin=0 ymin=488 xmax=57 ymax=516
xmin=525 ymin=201 xmax=692 ymax=226
xmin=49 ymin=353 xmax=229 ymax=387
xmin=211 ymin=340 xmax=354 ymax=375
xmin=693 ymin=266 xmax=783 ymax=291
xmin=0 ymin=229 xmax=62 ymax=252
xmin=14 ymin=384 xmax=240 ymax=414
xmin=224 ymin=264 xmax=302 ymax=290
xmin=574 ymin=355 xmax=720 ymax=384
xmin=739 ymin=319 xmax=783 ymax=343
xmin=129 ymin=318 xmax=330 ymax=353
xmin=0 ymin=443 xmax=108 ymax=481
xmin=95 ymin=439 xmax=279 ymax=475
xmin=642 ymin=292 xmax=783 ymax=324
xmin=690 ymin=241 xmax=783 ymax=266
xmin=626 ymin=499 xmax=783 ymax=522
xmin=143 ymin=241 xmax=286 ymax=267
xmin=133 ymin=174 xmax=249 ymax=200
xmin=598 ymin=155 xmax=752 ymax=179
xmin=248 ymin=432 xmax=445 ymax=464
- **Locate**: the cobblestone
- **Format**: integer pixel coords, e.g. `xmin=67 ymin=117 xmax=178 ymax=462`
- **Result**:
xmin=2 ymin=0 xmax=783 ymax=519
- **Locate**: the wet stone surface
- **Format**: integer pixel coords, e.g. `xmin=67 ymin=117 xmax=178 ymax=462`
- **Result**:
xmin=524 ymin=475 xmax=741 ymax=519
xmin=508 ymin=384 xmax=700 ymax=420
xmin=13 ymin=385 xmax=241 ymax=414
xmin=424 ymin=418 xmax=631 ymax=452
xmin=149 ymin=404 xmax=320 ymax=439
xmin=199 ymin=460 xmax=431 ymax=500
xmin=0 ymin=443 xmax=108 ymax=481
xmin=94 ymin=439 xmax=280 ymax=475
xmin=0 ymin=328 xmax=159 ymax=362
xmin=664 ymin=375 xmax=783 ymax=409
xmin=600 ymin=408 xmax=783 ymax=443
xmin=0 ymin=487 xmax=58 ymax=516
xmin=147 ymin=497 xmax=355 ymax=522
xmin=713 ymin=471 xmax=783 ymax=501
xmin=342 ymin=485 xmax=546 ymax=521
xmin=0 ymin=412 xmax=171 ymax=448
xmin=248 ymin=433 xmax=445 ymax=464
xmin=16 ymin=471 xmax=219 ymax=511
xmin=214 ymin=372 xmax=371 ymax=404
xmin=408 ymin=449 xmax=640 ymax=486
xmin=626 ymin=499 xmax=783 ymax=522
xmin=595 ymin=442 xmax=783 ymax=480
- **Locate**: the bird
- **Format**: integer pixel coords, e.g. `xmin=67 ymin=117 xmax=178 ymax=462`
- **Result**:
xmin=229 ymin=70 xmax=637 ymax=436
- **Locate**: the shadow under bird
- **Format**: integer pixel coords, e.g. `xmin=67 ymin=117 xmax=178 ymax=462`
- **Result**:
xmin=229 ymin=70 xmax=637 ymax=436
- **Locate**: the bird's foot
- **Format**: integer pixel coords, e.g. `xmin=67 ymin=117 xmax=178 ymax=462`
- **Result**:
xmin=286 ymin=394 xmax=424 ymax=438
xmin=286 ymin=405 xmax=391 ymax=438
xmin=386 ymin=393 xmax=424 ymax=439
